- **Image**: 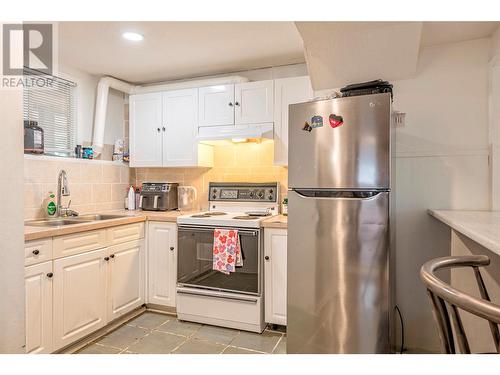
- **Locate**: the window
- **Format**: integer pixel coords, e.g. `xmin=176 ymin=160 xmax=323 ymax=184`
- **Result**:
xmin=23 ymin=68 xmax=77 ymax=157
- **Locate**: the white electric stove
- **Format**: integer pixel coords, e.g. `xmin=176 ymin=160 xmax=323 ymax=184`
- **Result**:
xmin=176 ymin=182 xmax=279 ymax=333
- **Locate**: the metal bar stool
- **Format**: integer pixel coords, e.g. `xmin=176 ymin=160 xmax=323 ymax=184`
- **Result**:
xmin=420 ymin=255 xmax=500 ymax=354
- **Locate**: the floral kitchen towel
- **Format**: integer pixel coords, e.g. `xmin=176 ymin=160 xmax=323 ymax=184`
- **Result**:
xmin=213 ymin=229 xmax=243 ymax=274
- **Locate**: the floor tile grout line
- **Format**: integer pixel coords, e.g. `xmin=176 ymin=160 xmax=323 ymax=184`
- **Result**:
xmin=169 ymin=336 xmax=190 ymax=354
xmin=270 ymin=334 xmax=284 ymax=354
xmin=226 ymin=345 xmax=268 ymax=354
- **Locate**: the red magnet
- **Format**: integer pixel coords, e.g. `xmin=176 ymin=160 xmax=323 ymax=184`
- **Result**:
xmin=329 ymin=114 xmax=344 ymax=128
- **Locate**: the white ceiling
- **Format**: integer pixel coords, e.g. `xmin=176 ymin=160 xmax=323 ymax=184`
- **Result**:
xmin=58 ymin=21 xmax=500 ymax=85
xmin=58 ymin=22 xmax=306 ymax=84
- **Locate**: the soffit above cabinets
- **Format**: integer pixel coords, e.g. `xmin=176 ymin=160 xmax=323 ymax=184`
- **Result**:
xmin=420 ymin=21 xmax=499 ymax=47
xmin=295 ymin=22 xmax=423 ymax=90
xmin=58 ymin=21 xmax=306 ymax=84
xmin=295 ymin=21 xmax=500 ymax=91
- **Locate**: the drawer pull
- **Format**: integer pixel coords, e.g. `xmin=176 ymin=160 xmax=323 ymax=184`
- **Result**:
xmin=32 ymin=249 xmax=40 ymax=255
xmin=264 ymin=256 xmax=270 ymax=261
xmin=104 ymin=256 xmax=110 ymax=261
xmin=170 ymin=246 xmax=174 ymax=251
xmin=46 ymin=273 xmax=53 ymax=278
xmin=110 ymin=254 xmax=115 ymax=258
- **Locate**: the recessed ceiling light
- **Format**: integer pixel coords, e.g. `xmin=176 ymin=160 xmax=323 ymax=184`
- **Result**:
xmin=122 ymin=32 xmax=144 ymax=42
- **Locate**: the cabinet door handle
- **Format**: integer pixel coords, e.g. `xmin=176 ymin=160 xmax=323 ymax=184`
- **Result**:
xmin=234 ymin=101 xmax=240 ymax=106
xmin=32 ymin=249 xmax=40 ymax=255
xmin=170 ymin=246 xmax=174 ymax=251
xmin=46 ymin=272 xmax=53 ymax=278
xmin=110 ymin=254 xmax=115 ymax=258
xmin=162 ymin=126 xmax=166 ymax=131
xmin=104 ymin=256 xmax=110 ymax=261
xmin=228 ymin=102 xmax=233 ymax=107
xmin=157 ymin=128 xmax=161 ymax=132
xmin=264 ymin=256 xmax=270 ymax=261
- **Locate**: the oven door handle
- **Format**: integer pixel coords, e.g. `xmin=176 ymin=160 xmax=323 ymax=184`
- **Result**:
xmin=178 ymin=225 xmax=259 ymax=236
xmin=177 ymin=287 xmax=258 ymax=303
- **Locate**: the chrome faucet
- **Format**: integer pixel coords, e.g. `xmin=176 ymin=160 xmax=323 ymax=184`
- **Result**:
xmin=57 ymin=170 xmax=78 ymax=217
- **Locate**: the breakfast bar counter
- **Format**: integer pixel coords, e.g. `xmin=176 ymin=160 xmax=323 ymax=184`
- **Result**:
xmin=428 ymin=210 xmax=500 ymax=256
xmin=428 ymin=209 xmax=500 ymax=353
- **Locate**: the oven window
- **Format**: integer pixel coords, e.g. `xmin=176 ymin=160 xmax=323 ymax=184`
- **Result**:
xmin=177 ymin=227 xmax=260 ymax=295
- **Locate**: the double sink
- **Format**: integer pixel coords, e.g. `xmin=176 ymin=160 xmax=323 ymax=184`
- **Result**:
xmin=25 ymin=214 xmax=128 ymax=227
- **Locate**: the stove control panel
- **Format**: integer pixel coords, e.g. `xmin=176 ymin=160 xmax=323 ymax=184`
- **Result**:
xmin=209 ymin=183 xmax=278 ymax=202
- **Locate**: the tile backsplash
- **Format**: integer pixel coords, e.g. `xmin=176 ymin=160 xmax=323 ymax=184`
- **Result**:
xmin=131 ymin=141 xmax=288 ymax=211
xmin=24 ymin=141 xmax=287 ymax=219
xmin=24 ymin=156 xmax=130 ymax=219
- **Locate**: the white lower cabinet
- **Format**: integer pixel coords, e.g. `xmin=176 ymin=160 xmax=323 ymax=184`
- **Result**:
xmin=25 ymin=261 xmax=53 ymax=354
xmin=53 ymin=248 xmax=107 ymax=350
xmin=147 ymin=222 xmax=177 ymax=307
xmin=264 ymin=228 xmax=288 ymax=325
xmin=25 ymin=223 xmax=148 ymax=353
xmin=107 ymin=239 xmax=145 ymax=321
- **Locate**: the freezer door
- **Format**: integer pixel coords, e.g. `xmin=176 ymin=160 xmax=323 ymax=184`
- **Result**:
xmin=289 ymin=93 xmax=391 ymax=189
xmin=287 ymin=189 xmax=389 ymax=353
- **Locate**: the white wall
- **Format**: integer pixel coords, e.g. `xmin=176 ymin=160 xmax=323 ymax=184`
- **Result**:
xmin=489 ymin=27 xmax=500 ymax=210
xmin=0 ymin=23 xmax=25 ymax=353
xmin=58 ymin=65 xmax=125 ymax=146
xmin=392 ymin=38 xmax=491 ymax=352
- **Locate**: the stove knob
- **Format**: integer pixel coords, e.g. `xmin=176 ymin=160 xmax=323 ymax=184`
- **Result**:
xmin=249 ymin=192 xmax=254 ymax=198
xmin=268 ymin=195 xmax=273 ymax=200
xmin=212 ymin=194 xmax=216 ymax=199
xmin=258 ymin=191 xmax=264 ymax=198
xmin=270 ymin=189 xmax=274 ymax=193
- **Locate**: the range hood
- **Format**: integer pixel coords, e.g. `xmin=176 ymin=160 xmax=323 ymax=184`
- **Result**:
xmin=197 ymin=123 xmax=274 ymax=143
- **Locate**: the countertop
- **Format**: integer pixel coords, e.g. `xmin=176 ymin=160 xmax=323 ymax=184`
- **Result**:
xmin=428 ymin=210 xmax=500 ymax=256
xmin=25 ymin=209 xmax=195 ymax=241
xmin=262 ymin=215 xmax=288 ymax=229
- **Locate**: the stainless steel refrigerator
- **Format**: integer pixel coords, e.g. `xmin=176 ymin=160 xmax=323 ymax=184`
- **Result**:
xmin=287 ymin=92 xmax=394 ymax=354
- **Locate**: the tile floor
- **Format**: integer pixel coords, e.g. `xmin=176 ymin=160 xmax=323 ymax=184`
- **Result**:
xmin=77 ymin=312 xmax=286 ymax=354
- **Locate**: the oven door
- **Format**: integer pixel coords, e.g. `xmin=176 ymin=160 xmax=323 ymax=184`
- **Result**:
xmin=177 ymin=225 xmax=261 ymax=296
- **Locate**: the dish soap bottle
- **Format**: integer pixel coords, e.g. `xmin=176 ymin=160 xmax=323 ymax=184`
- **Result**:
xmin=42 ymin=191 xmax=57 ymax=217
xmin=127 ymin=186 xmax=136 ymax=210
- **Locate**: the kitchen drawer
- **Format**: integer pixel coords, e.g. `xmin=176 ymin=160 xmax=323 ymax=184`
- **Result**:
xmin=106 ymin=222 xmax=144 ymax=246
xmin=25 ymin=238 xmax=53 ymax=266
xmin=53 ymin=229 xmax=107 ymax=259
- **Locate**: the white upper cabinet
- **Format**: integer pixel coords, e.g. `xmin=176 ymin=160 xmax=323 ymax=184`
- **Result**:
xmin=129 ymin=93 xmax=163 ymax=168
xmin=130 ymin=90 xmax=213 ymax=168
xmin=198 ymin=84 xmax=235 ymax=127
xmin=273 ymin=76 xmax=313 ymax=166
xmin=163 ymin=88 xmax=200 ymax=166
xmin=235 ymin=80 xmax=274 ymax=124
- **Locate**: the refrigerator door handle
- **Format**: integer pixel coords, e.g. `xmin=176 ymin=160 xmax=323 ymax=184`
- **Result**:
xmin=291 ymin=189 xmax=386 ymax=200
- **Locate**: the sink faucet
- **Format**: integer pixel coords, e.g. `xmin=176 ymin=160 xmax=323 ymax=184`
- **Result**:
xmin=57 ymin=170 xmax=78 ymax=217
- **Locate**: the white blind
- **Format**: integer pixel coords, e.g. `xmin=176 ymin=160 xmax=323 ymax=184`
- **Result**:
xmin=23 ymin=69 xmax=77 ymax=156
